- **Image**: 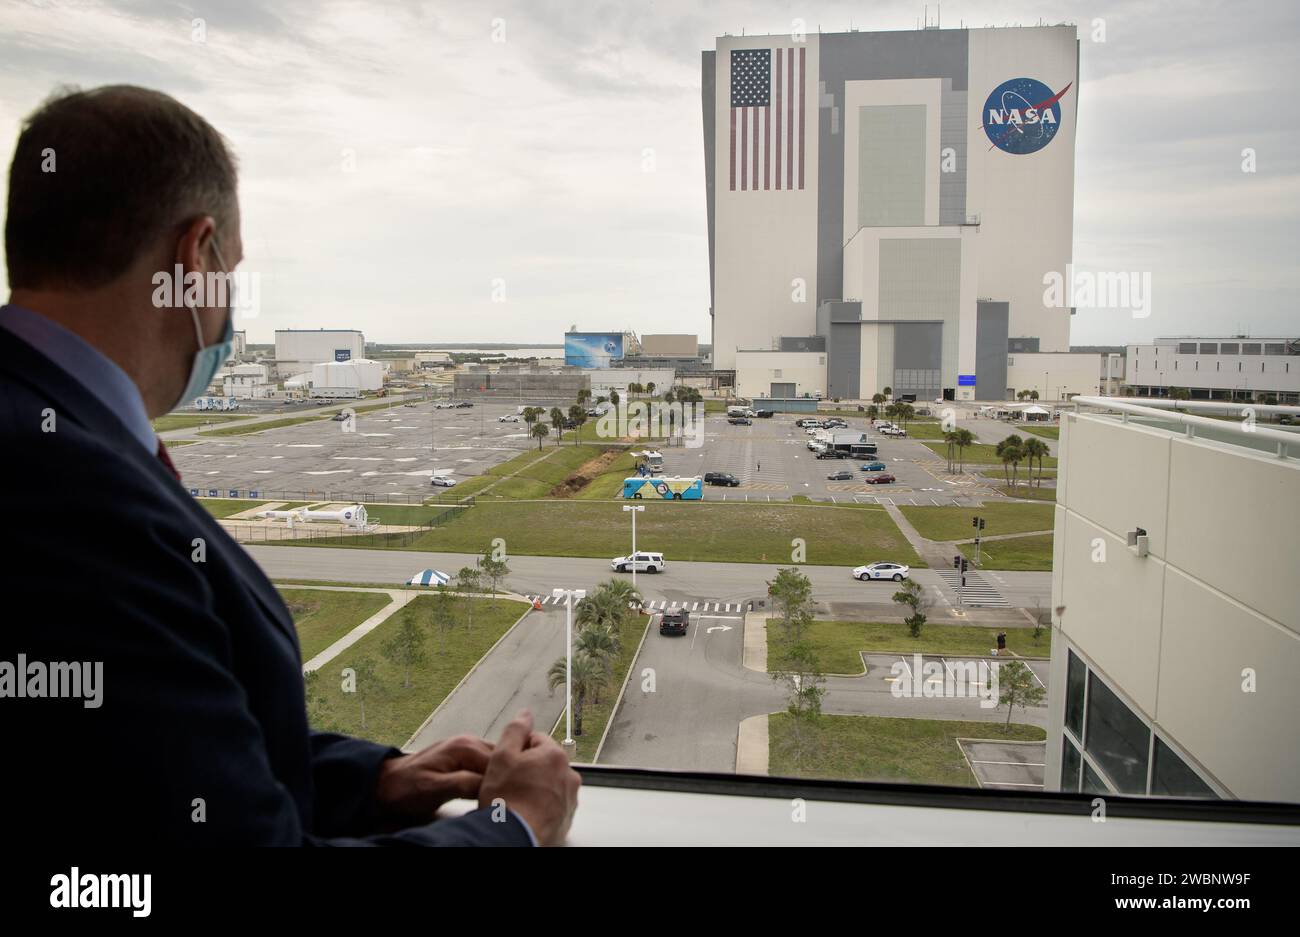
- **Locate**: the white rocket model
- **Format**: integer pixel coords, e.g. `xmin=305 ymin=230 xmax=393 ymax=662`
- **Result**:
xmin=256 ymin=504 xmax=369 ymax=529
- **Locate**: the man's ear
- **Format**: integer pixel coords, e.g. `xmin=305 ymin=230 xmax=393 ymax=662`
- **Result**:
xmin=174 ymin=216 xmax=218 ymax=273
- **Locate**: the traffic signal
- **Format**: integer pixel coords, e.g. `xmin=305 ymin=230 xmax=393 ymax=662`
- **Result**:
xmin=962 ymin=558 xmax=970 ymax=573
xmin=953 ymin=555 xmax=962 ymax=569
xmin=972 ymin=516 xmax=986 ymax=530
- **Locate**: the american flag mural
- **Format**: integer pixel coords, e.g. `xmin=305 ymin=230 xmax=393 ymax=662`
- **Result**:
xmin=730 ymin=46 xmax=806 ymax=192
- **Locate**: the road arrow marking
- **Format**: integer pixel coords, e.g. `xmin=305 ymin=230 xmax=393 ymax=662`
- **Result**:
xmin=706 ymin=624 xmax=733 ymax=634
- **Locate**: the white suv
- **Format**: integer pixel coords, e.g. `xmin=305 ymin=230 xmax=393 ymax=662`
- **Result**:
xmin=611 ymin=552 xmax=665 ymax=573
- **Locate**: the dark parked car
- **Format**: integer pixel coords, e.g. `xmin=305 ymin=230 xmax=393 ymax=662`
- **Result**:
xmin=660 ymin=607 xmax=690 ymax=636
xmin=727 ymin=416 xmax=752 ymax=425
xmin=863 ymin=473 xmax=897 ymax=485
xmin=454 ymin=401 xmax=473 ymax=408
xmin=816 ymin=449 xmax=848 ymax=459
xmin=754 ymin=409 xmax=775 ymax=418
xmin=826 ymin=470 xmax=854 ymax=481
xmin=704 ymin=472 xmax=740 ymax=487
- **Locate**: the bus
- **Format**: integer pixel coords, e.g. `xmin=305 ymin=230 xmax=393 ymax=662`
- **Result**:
xmin=622 ymin=476 xmax=703 ymax=501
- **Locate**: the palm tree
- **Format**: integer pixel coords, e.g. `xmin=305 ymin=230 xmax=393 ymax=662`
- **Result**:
xmin=568 ymin=404 xmax=586 ymax=445
xmin=896 ymin=402 xmax=915 ymax=429
xmin=530 ymin=422 xmax=549 ymax=449
xmin=599 ymin=578 xmax=642 ymax=615
xmin=997 ymin=434 xmax=1025 ymax=488
xmin=954 ymin=428 xmax=975 ymax=474
xmin=576 ymin=625 xmax=619 ymax=685
xmin=1022 ymin=437 xmax=1050 ymax=487
xmin=872 ymin=393 xmax=886 ymax=406
xmin=550 ymin=406 xmax=565 ymax=446
xmin=942 ymin=430 xmax=959 ymax=474
xmin=609 ymin=389 xmax=620 ymax=409
xmin=646 ymin=381 xmax=656 ymax=396
xmin=546 ymin=651 xmax=607 ymax=737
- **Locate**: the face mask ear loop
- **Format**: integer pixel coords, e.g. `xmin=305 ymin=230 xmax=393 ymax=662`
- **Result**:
xmin=190 ymin=235 xmax=229 ymax=351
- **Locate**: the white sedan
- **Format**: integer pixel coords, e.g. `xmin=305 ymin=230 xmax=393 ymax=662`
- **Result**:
xmin=430 ymin=475 xmax=458 ymax=488
xmin=497 ymin=414 xmax=520 ymax=423
xmin=852 ymin=562 xmax=910 ymax=582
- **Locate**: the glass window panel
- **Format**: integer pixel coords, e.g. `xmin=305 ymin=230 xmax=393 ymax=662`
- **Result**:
xmin=1065 ymin=650 xmax=1086 ymax=739
xmin=1061 ymin=737 xmax=1082 ymax=793
xmin=1084 ymin=672 xmax=1150 ymax=794
xmin=1081 ymin=760 xmax=1109 ymax=795
xmin=1151 ymin=737 xmax=1217 ymax=798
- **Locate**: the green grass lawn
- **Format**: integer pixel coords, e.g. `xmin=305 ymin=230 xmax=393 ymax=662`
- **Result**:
xmin=767 ymin=619 xmax=1052 ymax=672
xmin=768 ymin=713 xmax=1046 ymax=786
xmin=293 ymin=500 xmax=926 ymax=567
xmin=197 ymin=498 xmax=307 ymax=519
xmin=199 ymin=414 xmax=329 ymax=436
xmin=306 ymin=595 xmax=529 ymax=748
xmin=279 ymin=588 xmax=393 ymax=660
xmin=153 ymin=413 xmax=246 ymax=432
xmin=922 ymin=441 xmax=1057 ymax=468
xmin=1019 ymin=425 xmax=1060 ymax=440
xmin=899 ymin=502 xmax=1054 ymax=541
xmin=894 ymin=421 xmax=949 ymax=440
xmin=995 ymin=484 xmax=1056 ymax=501
xmin=553 ymin=612 xmax=649 ymax=762
xmin=960 ymin=533 xmax=1054 ymax=571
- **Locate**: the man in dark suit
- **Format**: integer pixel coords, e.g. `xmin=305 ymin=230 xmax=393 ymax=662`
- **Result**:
xmin=0 ymin=85 xmax=580 ymax=845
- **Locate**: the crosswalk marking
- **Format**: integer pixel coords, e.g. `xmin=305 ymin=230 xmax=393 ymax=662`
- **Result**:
xmin=523 ymin=595 xmax=742 ymax=614
xmin=934 ymin=570 xmax=1010 ymax=608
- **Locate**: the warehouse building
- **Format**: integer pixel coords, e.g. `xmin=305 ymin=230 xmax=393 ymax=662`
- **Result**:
xmin=703 ymin=25 xmax=1084 ymax=401
xmin=273 ymin=328 xmax=365 ymax=378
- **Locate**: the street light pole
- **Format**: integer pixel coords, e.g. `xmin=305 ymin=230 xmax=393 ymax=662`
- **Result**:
xmin=552 ymin=587 xmax=587 ymax=751
xmin=623 ymin=503 xmax=644 ymax=596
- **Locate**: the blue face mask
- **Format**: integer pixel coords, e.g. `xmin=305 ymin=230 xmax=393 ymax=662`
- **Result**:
xmin=173 ymin=237 xmax=235 ymax=409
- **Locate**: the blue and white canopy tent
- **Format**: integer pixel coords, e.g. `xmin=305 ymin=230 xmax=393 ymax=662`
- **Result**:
xmin=406 ymin=568 xmax=451 ymax=587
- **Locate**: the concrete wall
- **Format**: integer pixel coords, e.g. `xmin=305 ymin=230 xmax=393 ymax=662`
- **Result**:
xmin=453 ymin=371 xmax=589 ymax=401
xmin=1007 ymin=352 xmax=1102 ymax=400
xmin=1126 ymin=343 xmax=1300 ymax=396
xmin=735 ymin=350 xmax=827 ymax=398
xmin=640 ymin=334 xmax=699 ymax=357
xmin=1046 ymin=411 xmax=1300 ymax=801
xmin=274 ymin=330 xmax=365 ymax=364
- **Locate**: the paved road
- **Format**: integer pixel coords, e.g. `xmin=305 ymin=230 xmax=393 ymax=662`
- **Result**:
xmin=598 ymin=616 xmax=1048 ymax=772
xmin=246 ymin=545 xmax=1052 ymax=610
xmin=404 ymin=605 xmax=567 ymax=751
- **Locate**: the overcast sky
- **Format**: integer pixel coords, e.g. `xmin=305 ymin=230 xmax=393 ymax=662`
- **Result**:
xmin=1 ymin=0 xmax=1295 ymax=346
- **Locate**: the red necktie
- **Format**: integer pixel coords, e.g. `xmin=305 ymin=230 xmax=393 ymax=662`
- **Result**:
xmin=156 ymin=438 xmax=181 ymax=481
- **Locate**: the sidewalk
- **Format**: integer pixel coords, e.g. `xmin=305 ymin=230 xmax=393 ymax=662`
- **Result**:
xmin=882 ymin=501 xmax=957 ymax=568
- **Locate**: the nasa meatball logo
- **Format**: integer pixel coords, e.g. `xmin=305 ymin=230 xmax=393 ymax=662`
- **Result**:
xmin=982 ymin=77 xmax=1072 ymax=154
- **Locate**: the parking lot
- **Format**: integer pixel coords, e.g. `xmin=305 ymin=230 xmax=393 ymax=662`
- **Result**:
xmin=169 ymin=401 xmax=1010 ymax=505
xmin=657 ymin=412 xmax=1000 ymax=503
xmin=169 ymin=399 xmax=547 ymax=498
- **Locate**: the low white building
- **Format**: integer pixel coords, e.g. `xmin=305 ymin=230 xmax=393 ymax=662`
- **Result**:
xmin=735 ymin=350 xmax=827 ymax=400
xmin=311 ymin=358 xmax=384 ymax=392
xmin=589 ymin=368 xmax=676 ymax=399
xmin=222 ymin=363 xmax=274 ymax=399
xmin=1125 ymin=337 xmax=1299 ymax=403
xmin=1046 ymin=397 xmax=1300 ymax=801
xmin=1005 ymin=351 xmax=1103 ymax=401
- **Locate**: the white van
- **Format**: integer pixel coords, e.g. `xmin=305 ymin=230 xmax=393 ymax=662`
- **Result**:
xmin=610 ymin=552 xmax=666 ymax=573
